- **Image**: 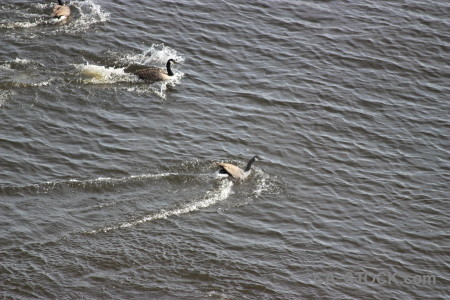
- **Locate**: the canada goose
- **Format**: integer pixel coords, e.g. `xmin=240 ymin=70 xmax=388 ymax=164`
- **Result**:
xmin=134 ymin=59 xmax=176 ymax=82
xmin=216 ymin=156 xmax=262 ymax=180
xmin=50 ymin=0 xmax=71 ymax=22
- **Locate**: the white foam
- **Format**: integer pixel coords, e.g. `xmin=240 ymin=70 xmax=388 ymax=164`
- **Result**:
xmin=14 ymin=58 xmax=32 ymax=65
xmin=88 ymin=180 xmax=234 ymax=234
xmin=75 ymin=64 xmax=138 ymax=84
xmin=0 ymin=63 xmax=12 ymax=70
xmin=129 ymin=173 xmax=177 ymax=180
xmin=66 ymin=173 xmax=176 ymax=186
xmin=8 ymin=76 xmax=53 ymax=88
xmin=77 ymin=0 xmax=109 ymax=23
xmin=214 ymin=170 xmax=230 ymax=179
xmin=253 ymin=172 xmax=270 ymax=198
xmin=31 ymin=80 xmax=53 ymax=87
xmin=30 ymin=3 xmax=49 ymax=10
xmin=0 ymin=20 xmax=41 ymax=29
xmin=0 ymin=90 xmax=13 ymax=108
xmin=151 ymin=72 xmax=184 ymax=99
xmin=121 ymin=43 xmax=185 ymax=67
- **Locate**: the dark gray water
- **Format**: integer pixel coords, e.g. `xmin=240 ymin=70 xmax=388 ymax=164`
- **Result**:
xmin=1 ymin=0 xmax=449 ymax=299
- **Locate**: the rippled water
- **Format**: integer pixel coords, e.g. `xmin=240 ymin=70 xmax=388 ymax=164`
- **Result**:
xmin=1 ymin=0 xmax=449 ymax=299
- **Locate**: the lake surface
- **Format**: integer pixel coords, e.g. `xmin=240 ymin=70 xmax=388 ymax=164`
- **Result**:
xmin=1 ymin=0 xmax=449 ymax=299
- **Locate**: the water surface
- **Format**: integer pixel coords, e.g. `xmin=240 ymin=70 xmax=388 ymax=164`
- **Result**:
xmin=1 ymin=0 xmax=449 ymax=299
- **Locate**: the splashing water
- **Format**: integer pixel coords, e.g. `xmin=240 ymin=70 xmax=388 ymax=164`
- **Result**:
xmin=118 ymin=43 xmax=185 ymax=99
xmin=0 ymin=172 xmax=178 ymax=195
xmin=58 ymin=0 xmax=110 ymax=33
xmin=0 ymin=58 xmax=55 ymax=88
xmin=0 ymin=161 xmax=278 ymax=239
xmin=75 ymin=64 xmax=138 ymax=84
xmin=0 ymin=90 xmax=13 ymax=108
xmin=122 ymin=43 xmax=185 ymax=67
xmin=0 ymin=0 xmax=109 ymax=31
xmin=0 ymin=20 xmax=39 ymax=29
xmin=87 ymin=180 xmax=234 ymax=234
xmin=78 ymin=44 xmax=185 ymax=99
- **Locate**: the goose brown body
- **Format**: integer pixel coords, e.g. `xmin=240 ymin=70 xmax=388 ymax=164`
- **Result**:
xmin=135 ymin=68 xmax=172 ymax=82
xmin=216 ymin=156 xmax=262 ymax=180
xmin=135 ymin=59 xmax=176 ymax=82
xmin=51 ymin=0 xmax=71 ymax=19
xmin=216 ymin=162 xmax=245 ymax=179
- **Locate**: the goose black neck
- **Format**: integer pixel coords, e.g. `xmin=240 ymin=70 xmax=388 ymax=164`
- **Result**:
xmin=244 ymin=156 xmax=257 ymax=172
xmin=166 ymin=60 xmax=174 ymax=76
xmin=58 ymin=0 xmax=64 ymax=5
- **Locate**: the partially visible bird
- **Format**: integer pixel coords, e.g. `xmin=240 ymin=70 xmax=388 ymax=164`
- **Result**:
xmin=134 ymin=59 xmax=176 ymax=82
xmin=216 ymin=156 xmax=262 ymax=180
xmin=50 ymin=0 xmax=71 ymax=23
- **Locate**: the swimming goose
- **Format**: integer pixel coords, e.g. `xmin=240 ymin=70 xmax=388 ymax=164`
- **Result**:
xmin=51 ymin=0 xmax=71 ymax=22
xmin=216 ymin=156 xmax=262 ymax=180
xmin=134 ymin=59 xmax=176 ymax=82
